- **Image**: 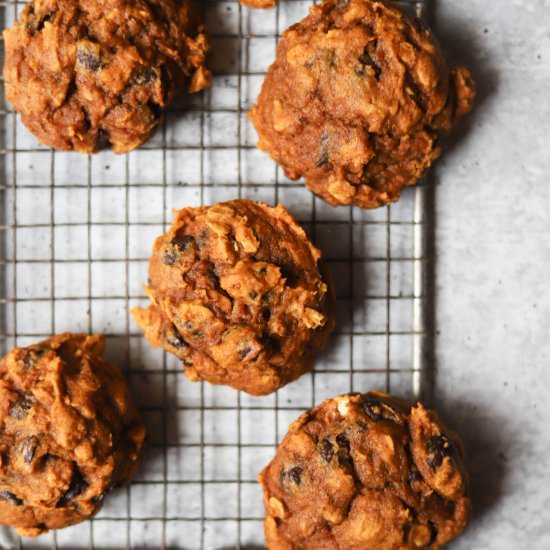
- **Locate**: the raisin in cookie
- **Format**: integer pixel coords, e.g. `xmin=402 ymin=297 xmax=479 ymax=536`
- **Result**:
xmin=3 ymin=0 xmax=211 ymax=153
xmin=0 ymin=334 xmax=145 ymax=537
xmin=249 ymin=0 xmax=475 ymax=209
xmin=132 ymin=199 xmax=334 ymax=396
xmin=259 ymin=392 xmax=470 ymax=549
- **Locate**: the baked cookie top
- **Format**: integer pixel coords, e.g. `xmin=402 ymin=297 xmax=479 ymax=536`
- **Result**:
xmin=250 ymin=0 xmax=475 ymax=208
xmin=260 ymin=392 xmax=470 ymax=549
xmin=132 ymin=199 xmax=334 ymax=395
xmin=0 ymin=333 xmax=145 ymax=537
xmin=3 ymin=0 xmax=211 ymax=153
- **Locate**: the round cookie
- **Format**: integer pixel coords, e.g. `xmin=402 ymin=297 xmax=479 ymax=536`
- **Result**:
xmin=259 ymin=392 xmax=470 ymax=550
xmin=3 ymin=0 xmax=211 ymax=153
xmin=0 ymin=333 xmax=145 ymax=537
xmin=132 ymin=199 xmax=334 ymax=396
xmin=249 ymin=0 xmax=476 ymax=209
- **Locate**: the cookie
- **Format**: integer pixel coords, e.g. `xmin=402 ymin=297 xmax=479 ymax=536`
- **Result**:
xmin=249 ymin=0 xmax=475 ymax=209
xmin=3 ymin=0 xmax=211 ymax=153
xmin=241 ymin=0 xmax=277 ymax=8
xmin=132 ymin=199 xmax=334 ymax=396
xmin=0 ymin=334 xmax=145 ymax=537
xmin=259 ymin=392 xmax=470 ymax=549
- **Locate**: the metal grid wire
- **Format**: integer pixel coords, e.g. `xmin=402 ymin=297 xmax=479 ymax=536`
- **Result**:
xmin=0 ymin=0 xmax=432 ymax=548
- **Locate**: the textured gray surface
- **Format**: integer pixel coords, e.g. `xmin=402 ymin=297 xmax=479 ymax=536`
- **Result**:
xmin=433 ymin=1 xmax=550 ymax=548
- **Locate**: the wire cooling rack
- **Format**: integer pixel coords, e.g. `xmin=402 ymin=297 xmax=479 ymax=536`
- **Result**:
xmin=0 ymin=0 xmax=433 ymax=548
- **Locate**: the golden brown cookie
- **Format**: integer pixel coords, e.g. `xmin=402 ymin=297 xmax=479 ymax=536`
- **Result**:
xmin=241 ymin=0 xmax=277 ymax=8
xmin=132 ymin=199 xmax=334 ymax=396
xmin=3 ymin=0 xmax=211 ymax=153
xmin=259 ymin=392 xmax=470 ymax=549
xmin=249 ymin=0 xmax=475 ymax=209
xmin=0 ymin=333 xmax=145 ymax=537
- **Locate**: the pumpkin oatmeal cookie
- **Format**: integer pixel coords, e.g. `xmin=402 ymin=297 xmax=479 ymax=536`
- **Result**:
xmin=249 ymin=0 xmax=475 ymax=208
xmin=0 ymin=333 xmax=145 ymax=537
xmin=132 ymin=199 xmax=334 ymax=396
xmin=3 ymin=0 xmax=211 ymax=153
xmin=260 ymin=391 xmax=470 ymax=549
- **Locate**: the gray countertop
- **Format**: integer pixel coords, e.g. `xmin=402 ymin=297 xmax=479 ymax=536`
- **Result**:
xmin=0 ymin=1 xmax=547 ymax=548
xmin=432 ymin=1 xmax=550 ymax=547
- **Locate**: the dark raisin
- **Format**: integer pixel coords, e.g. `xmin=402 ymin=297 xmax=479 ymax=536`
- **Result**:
xmin=288 ymin=466 xmax=303 ymax=485
xmin=21 ymin=348 xmax=44 ymax=369
xmin=404 ymin=71 xmax=426 ymax=110
xmin=166 ymin=327 xmax=186 ymax=349
xmin=20 ymin=436 xmax=39 ymax=464
xmin=97 ymin=128 xmax=111 ymax=149
xmin=172 ymin=235 xmax=195 ymax=253
xmin=23 ymin=353 xmax=36 ymax=369
xmin=408 ymin=464 xmax=422 ymax=484
xmin=82 ymin=110 xmax=92 ymax=131
xmin=249 ymin=290 xmax=258 ymax=300
xmin=261 ymin=308 xmax=271 ymax=322
xmin=239 ymin=346 xmax=252 ymax=360
xmin=262 ymin=334 xmax=281 ymax=355
xmin=163 ymin=249 xmax=177 ymax=266
xmin=280 ymin=465 xmax=304 ymax=487
xmin=317 ymin=131 xmax=330 ymax=167
xmin=319 ymin=438 xmax=334 ymax=463
xmin=208 ymin=265 xmax=221 ymax=290
xmin=91 ymin=493 xmax=105 ymax=505
xmin=9 ymin=396 xmax=33 ymax=420
xmin=31 ymin=12 xmax=54 ymax=32
xmin=0 ymin=491 xmax=23 ymax=506
xmin=57 ymin=470 xmax=88 ymax=508
xmin=262 ymin=291 xmax=273 ymax=304
xmin=426 ymin=435 xmax=455 ymax=470
xmin=336 ymin=433 xmax=350 ymax=449
xmin=77 ymin=49 xmax=101 ymax=72
xmin=280 ymin=266 xmax=299 ymax=287
xmin=337 ymin=449 xmax=352 ymax=468
xmin=357 ymin=43 xmax=381 ymax=79
xmin=362 ymin=395 xmax=403 ymax=424
xmin=132 ymin=66 xmax=156 ymax=86
xmin=427 ymin=522 xmax=437 ymax=544
xmin=316 ymin=151 xmax=329 ymax=167
xmin=363 ymin=396 xmax=384 ymax=421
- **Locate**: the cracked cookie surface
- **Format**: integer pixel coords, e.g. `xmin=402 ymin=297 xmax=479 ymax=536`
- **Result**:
xmin=249 ymin=0 xmax=475 ymax=209
xmin=0 ymin=333 xmax=145 ymax=537
xmin=132 ymin=199 xmax=334 ymax=396
xmin=259 ymin=392 xmax=470 ymax=549
xmin=3 ymin=0 xmax=211 ymax=153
